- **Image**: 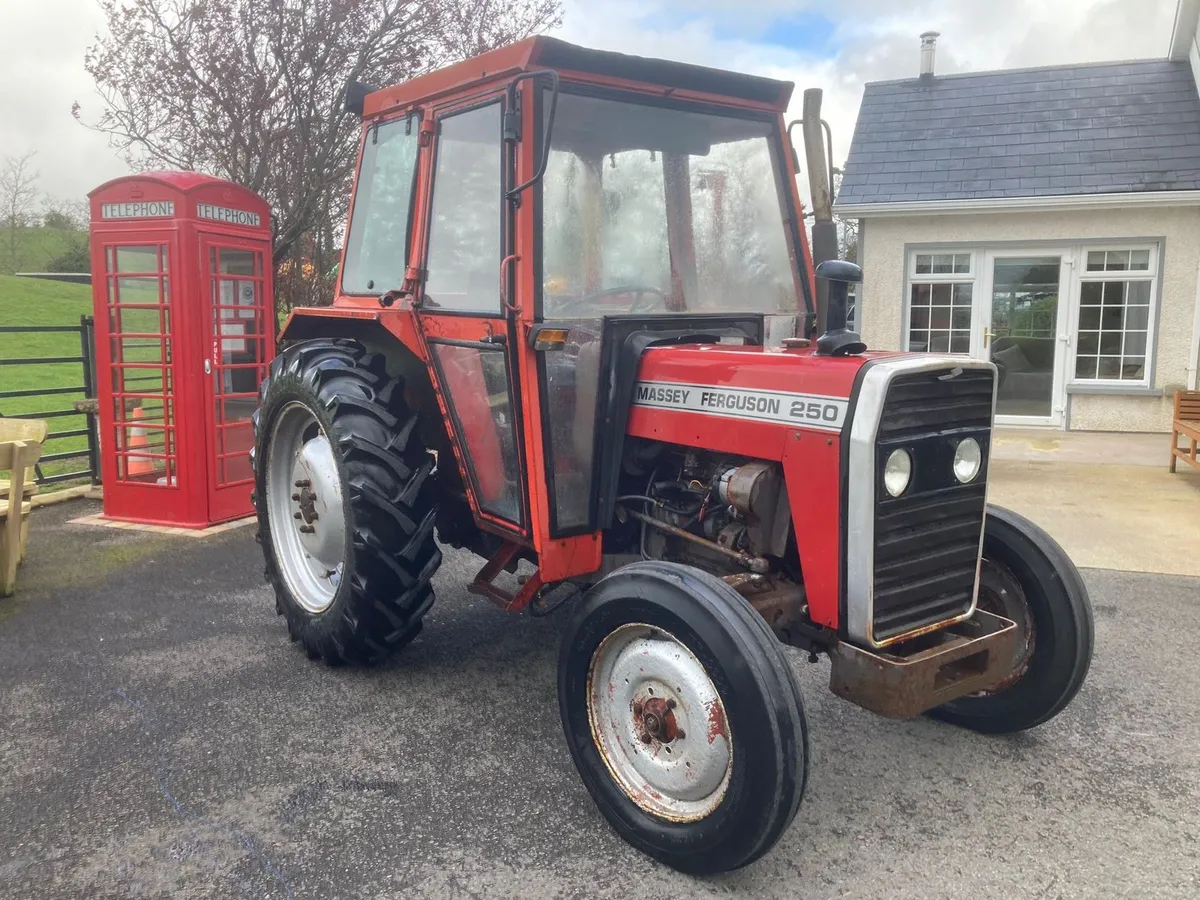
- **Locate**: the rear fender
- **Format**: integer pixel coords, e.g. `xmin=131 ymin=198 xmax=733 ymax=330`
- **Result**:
xmin=278 ymin=307 xmax=464 ymax=512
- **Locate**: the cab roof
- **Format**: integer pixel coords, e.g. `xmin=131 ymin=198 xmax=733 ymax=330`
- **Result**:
xmin=363 ymin=37 xmax=795 ymax=117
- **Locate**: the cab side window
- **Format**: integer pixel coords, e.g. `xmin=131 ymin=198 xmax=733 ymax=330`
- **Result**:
xmin=342 ymin=116 xmax=420 ymax=295
xmin=423 ymin=104 xmax=503 ymax=312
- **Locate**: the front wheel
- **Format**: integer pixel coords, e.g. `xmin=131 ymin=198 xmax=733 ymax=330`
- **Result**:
xmin=930 ymin=505 xmax=1094 ymax=734
xmin=558 ymin=561 xmax=808 ymax=874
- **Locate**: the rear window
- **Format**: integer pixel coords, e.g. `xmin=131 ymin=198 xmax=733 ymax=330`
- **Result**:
xmin=341 ymin=116 xmax=420 ymax=295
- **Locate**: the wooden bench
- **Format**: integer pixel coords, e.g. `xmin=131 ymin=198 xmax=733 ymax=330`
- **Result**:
xmin=1 ymin=437 xmax=45 ymax=597
xmin=1170 ymin=390 xmax=1200 ymax=473
xmin=0 ymin=418 xmax=48 ymax=499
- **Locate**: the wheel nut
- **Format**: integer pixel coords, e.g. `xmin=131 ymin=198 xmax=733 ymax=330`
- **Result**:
xmin=295 ymin=479 xmax=311 ymax=488
xmin=639 ymin=732 xmax=652 ymax=744
xmin=291 ymin=492 xmax=300 ymax=501
xmin=294 ymin=512 xmax=302 ymax=520
xmin=299 ymin=524 xmax=315 ymax=534
xmin=676 ymin=729 xmax=685 ymax=739
xmin=667 ymin=699 xmax=676 ymax=710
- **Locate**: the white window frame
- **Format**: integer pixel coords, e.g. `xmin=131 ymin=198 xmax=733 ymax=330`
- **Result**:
xmin=903 ymin=250 xmax=977 ymax=354
xmin=1067 ymin=243 xmax=1159 ymax=389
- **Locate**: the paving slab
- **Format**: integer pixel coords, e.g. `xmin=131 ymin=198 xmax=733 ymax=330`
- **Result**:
xmin=989 ymin=460 xmax=1200 ymax=577
xmin=992 ymin=427 xmax=1169 ymax=467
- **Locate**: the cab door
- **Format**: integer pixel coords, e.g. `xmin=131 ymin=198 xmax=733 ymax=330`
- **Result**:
xmin=414 ymin=96 xmax=529 ymax=538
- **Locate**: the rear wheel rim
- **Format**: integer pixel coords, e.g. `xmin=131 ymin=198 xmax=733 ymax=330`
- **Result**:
xmin=267 ymin=401 xmax=348 ymax=614
xmin=586 ymin=623 xmax=732 ymax=822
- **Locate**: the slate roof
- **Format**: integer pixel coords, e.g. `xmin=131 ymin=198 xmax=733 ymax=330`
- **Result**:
xmin=836 ymin=59 xmax=1200 ymax=207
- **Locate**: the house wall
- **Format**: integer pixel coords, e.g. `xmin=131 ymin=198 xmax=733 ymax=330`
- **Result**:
xmin=1172 ymin=0 xmax=1200 ymax=93
xmin=857 ymin=205 xmax=1200 ymax=432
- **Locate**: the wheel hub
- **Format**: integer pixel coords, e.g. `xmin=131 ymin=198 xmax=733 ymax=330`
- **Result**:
xmin=289 ymin=434 xmax=344 ymax=573
xmin=296 ymin=484 xmax=318 ymax=524
xmin=975 ymin=558 xmax=1037 ymax=695
xmin=587 ymin=623 xmax=732 ymax=822
xmin=635 ymin=697 xmax=683 ymax=744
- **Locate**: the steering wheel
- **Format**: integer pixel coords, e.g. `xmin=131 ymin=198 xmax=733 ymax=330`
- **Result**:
xmin=554 ymin=285 xmax=670 ymax=317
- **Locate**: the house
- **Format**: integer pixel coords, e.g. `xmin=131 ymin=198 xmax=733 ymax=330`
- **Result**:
xmin=836 ymin=0 xmax=1200 ymax=432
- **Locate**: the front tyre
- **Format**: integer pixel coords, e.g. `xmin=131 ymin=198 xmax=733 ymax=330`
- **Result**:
xmin=930 ymin=505 xmax=1094 ymax=733
xmin=251 ymin=339 xmax=442 ymax=665
xmin=558 ymin=561 xmax=808 ymax=874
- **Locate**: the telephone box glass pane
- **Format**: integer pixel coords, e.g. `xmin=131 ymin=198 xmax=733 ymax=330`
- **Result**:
xmin=342 ymin=115 xmax=421 ymax=295
xmin=208 ymin=246 xmax=266 ymax=486
xmin=430 ymin=343 xmax=521 ymax=523
xmin=114 ymin=246 xmax=161 ymax=273
xmin=107 ymin=243 xmax=176 ymax=485
xmin=424 ymin=104 xmax=502 ymax=312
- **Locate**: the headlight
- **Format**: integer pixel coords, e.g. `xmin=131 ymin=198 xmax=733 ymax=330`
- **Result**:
xmin=883 ymin=449 xmax=912 ymax=497
xmin=953 ymin=437 xmax=982 ymax=483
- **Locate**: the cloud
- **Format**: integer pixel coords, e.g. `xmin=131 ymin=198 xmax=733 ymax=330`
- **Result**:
xmin=0 ymin=0 xmax=1181 ymax=207
xmin=556 ymin=0 xmax=1178 ymax=203
xmin=0 ymin=0 xmax=128 ymax=204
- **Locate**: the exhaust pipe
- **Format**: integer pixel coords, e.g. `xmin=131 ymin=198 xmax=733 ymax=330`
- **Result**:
xmin=798 ymin=89 xmax=866 ymax=356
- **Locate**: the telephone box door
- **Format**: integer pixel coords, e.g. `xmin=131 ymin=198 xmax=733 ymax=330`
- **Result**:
xmin=199 ymin=234 xmax=274 ymax=522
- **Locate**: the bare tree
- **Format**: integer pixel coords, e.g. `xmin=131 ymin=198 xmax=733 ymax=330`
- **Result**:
xmin=831 ymin=170 xmax=857 ymax=263
xmin=77 ymin=0 xmax=562 ymax=293
xmin=41 ymin=195 xmax=90 ymax=231
xmin=0 ymin=152 xmax=40 ymax=273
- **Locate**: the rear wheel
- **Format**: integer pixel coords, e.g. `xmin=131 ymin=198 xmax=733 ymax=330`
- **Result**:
xmin=558 ymin=561 xmax=808 ymax=874
xmin=251 ymin=339 xmax=441 ymax=665
xmin=930 ymin=505 xmax=1093 ymax=733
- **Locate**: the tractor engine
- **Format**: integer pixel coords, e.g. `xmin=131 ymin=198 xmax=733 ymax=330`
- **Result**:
xmin=617 ymin=443 xmax=792 ymax=578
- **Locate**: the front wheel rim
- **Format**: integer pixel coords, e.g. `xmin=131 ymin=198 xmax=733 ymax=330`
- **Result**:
xmin=586 ymin=623 xmax=733 ymax=822
xmin=975 ymin=558 xmax=1037 ymax=694
xmin=266 ymin=401 xmax=348 ymax=614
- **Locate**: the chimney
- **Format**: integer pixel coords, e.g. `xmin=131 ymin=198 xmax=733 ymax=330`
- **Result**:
xmin=920 ymin=31 xmax=940 ymax=79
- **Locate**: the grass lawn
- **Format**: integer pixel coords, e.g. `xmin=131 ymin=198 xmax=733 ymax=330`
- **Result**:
xmin=0 ymin=274 xmax=95 ymax=486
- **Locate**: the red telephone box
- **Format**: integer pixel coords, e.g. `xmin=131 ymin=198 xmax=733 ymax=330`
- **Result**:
xmin=88 ymin=172 xmax=275 ymax=527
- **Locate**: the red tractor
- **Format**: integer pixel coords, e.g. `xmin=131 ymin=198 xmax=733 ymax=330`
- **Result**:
xmin=251 ymin=38 xmax=1093 ymax=874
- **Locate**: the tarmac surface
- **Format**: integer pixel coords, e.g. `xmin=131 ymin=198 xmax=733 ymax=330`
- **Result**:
xmin=1 ymin=499 xmax=1198 ymax=899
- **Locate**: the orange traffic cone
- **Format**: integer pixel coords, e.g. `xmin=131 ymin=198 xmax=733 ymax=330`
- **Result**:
xmin=127 ymin=406 xmax=154 ymax=476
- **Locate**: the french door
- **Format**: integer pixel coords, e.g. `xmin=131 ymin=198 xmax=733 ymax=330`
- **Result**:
xmin=974 ymin=251 xmax=1071 ymax=427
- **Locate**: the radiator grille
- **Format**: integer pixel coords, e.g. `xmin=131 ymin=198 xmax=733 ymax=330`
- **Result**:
xmin=871 ymin=367 xmax=994 ymax=643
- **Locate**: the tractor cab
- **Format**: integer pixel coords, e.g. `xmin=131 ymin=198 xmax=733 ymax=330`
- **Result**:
xmin=290 ymin=38 xmax=818 ymax=571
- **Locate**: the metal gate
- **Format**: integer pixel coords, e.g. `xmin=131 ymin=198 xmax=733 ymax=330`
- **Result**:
xmin=0 ymin=315 xmax=100 ymax=486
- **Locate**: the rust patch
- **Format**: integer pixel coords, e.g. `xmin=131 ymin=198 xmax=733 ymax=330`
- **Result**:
xmin=706 ymin=700 xmax=727 ymax=744
xmin=828 ymin=609 xmax=1018 ymax=719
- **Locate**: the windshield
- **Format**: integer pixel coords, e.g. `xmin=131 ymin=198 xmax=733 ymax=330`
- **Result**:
xmin=541 ymin=92 xmax=803 ymax=319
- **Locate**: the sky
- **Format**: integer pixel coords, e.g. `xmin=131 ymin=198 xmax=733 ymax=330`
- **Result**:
xmin=0 ymin=0 xmax=1183 ymax=208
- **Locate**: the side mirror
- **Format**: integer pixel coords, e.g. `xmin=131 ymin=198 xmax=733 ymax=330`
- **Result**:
xmin=814 ymin=260 xmax=866 ymax=357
